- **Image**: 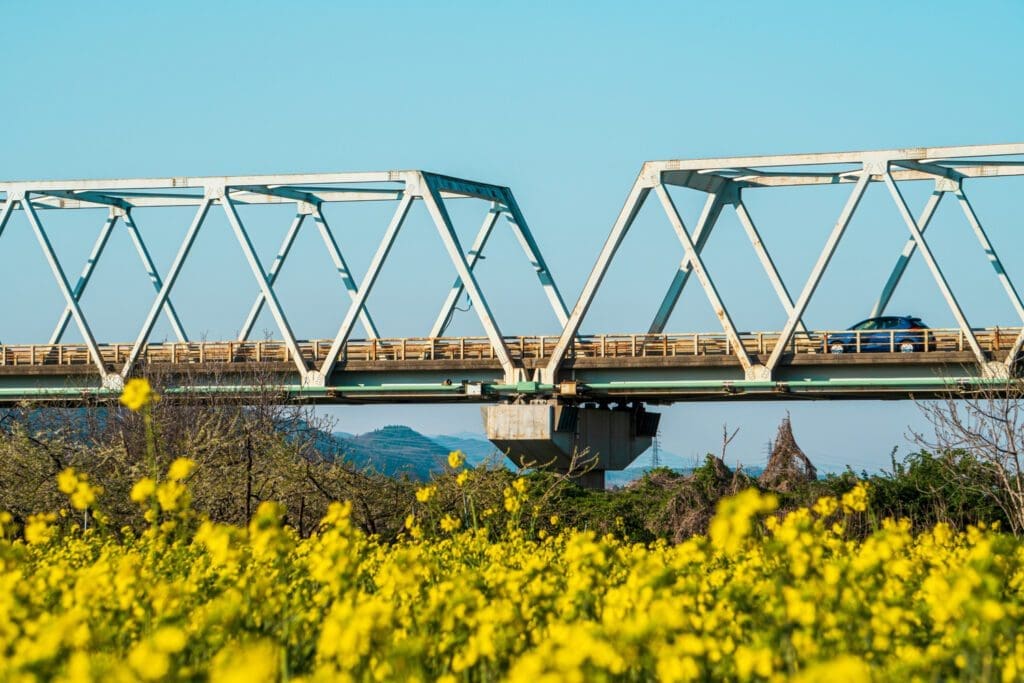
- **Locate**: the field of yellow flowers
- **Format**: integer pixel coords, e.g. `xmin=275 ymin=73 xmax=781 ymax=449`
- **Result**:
xmin=2 ymin=381 xmax=1024 ymax=681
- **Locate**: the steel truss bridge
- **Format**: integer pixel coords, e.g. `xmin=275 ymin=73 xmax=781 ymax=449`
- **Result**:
xmin=1 ymin=143 xmax=1023 ymax=409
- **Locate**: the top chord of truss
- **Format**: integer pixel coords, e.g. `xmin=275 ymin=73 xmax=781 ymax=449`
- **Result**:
xmin=0 ymin=170 xmax=512 ymax=210
xmin=651 ymin=142 xmax=1024 ymax=190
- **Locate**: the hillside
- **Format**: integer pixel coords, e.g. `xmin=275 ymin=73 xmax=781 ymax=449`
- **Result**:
xmin=330 ymin=426 xmax=766 ymax=488
xmin=332 ymin=425 xmax=448 ymax=481
xmin=429 ymin=432 xmax=506 ymax=467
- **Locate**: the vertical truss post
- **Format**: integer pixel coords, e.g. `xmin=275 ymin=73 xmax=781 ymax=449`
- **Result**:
xmin=544 ymin=179 xmax=652 ymax=383
xmin=500 ymin=190 xmax=570 ymax=326
xmin=429 ymin=205 xmax=501 ymax=338
xmin=123 ymin=209 xmax=188 ymax=343
xmin=954 ymin=184 xmax=1024 ymax=367
xmin=221 ymin=193 xmax=309 ymax=381
xmin=122 ymin=198 xmax=212 ymax=379
xmin=733 ymin=194 xmax=808 ymax=336
xmin=869 ymin=189 xmax=945 ymax=318
xmin=655 ymin=184 xmax=753 ymax=373
xmin=238 ymin=211 xmax=306 ymax=341
xmin=311 ymin=204 xmax=379 ymax=339
xmin=882 ymin=171 xmax=986 ymax=366
xmin=421 ymin=178 xmax=516 ymax=381
xmin=48 ymin=211 xmax=119 ymax=344
xmin=766 ymin=172 xmax=870 ymax=372
xmin=0 ymin=200 xmax=14 ymax=238
xmin=20 ymin=197 xmax=111 ymax=382
xmin=0 ymin=199 xmax=20 ymax=343
xmin=648 ymin=191 xmax=726 ymax=334
xmin=317 ymin=195 xmax=414 ymax=384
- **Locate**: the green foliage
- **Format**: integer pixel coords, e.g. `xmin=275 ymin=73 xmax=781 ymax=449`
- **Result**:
xmin=866 ymin=449 xmax=1010 ymax=532
xmin=0 ymin=398 xmax=1017 ymax=544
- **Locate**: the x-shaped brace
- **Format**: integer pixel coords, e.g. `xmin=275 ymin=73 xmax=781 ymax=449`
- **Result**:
xmin=49 ymin=208 xmax=187 ymax=345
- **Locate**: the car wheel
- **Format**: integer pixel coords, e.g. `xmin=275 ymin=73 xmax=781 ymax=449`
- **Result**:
xmin=898 ymin=340 xmax=916 ymax=353
xmin=830 ymin=342 xmax=845 ymax=354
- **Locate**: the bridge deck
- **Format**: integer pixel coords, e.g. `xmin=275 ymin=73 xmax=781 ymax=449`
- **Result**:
xmin=0 ymin=328 xmax=1015 ymax=372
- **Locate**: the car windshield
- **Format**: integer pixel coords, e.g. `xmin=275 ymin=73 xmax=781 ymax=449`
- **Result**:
xmin=851 ymin=319 xmax=879 ymax=331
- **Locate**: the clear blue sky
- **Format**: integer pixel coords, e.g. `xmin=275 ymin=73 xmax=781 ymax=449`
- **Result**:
xmin=2 ymin=1 xmax=1022 ymax=472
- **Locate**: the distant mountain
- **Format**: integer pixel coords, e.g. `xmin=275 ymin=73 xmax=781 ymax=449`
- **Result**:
xmin=429 ymin=433 xmax=507 ymax=468
xmin=332 ymin=425 xmax=448 ymax=481
xmin=326 ymin=425 xmax=767 ymax=488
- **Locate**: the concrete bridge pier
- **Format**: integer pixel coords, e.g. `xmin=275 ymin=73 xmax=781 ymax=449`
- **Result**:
xmin=481 ymin=402 xmax=660 ymax=489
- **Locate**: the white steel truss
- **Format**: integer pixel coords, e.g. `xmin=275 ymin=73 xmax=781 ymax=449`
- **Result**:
xmin=0 ymin=170 xmax=568 ymax=387
xmin=543 ymin=143 xmax=1024 ymax=383
xmin=4 ymin=144 xmax=1024 ymax=393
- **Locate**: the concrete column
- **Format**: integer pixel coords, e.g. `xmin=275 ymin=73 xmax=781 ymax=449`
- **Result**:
xmin=481 ymin=403 xmax=659 ymax=490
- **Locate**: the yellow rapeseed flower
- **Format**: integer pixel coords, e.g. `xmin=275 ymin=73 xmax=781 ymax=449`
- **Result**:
xmin=167 ymin=457 xmax=195 ymax=482
xmin=440 ymin=515 xmax=461 ymax=532
xmin=7 ymin=463 xmax=1024 ymax=682
xmin=153 ymin=626 xmax=187 ymax=653
xmin=57 ymin=468 xmax=78 ymax=495
xmin=130 ymin=478 xmax=157 ymax=503
xmin=120 ymin=377 xmax=156 ymax=411
xmin=841 ymin=484 xmax=869 ymax=513
xmin=23 ymin=512 xmax=56 ymax=544
xmin=448 ymin=450 xmax=466 ymax=469
xmin=70 ymin=481 xmax=100 ymax=511
xmin=129 ymin=643 xmax=169 ymax=680
xmin=210 ymin=640 xmax=280 ymax=683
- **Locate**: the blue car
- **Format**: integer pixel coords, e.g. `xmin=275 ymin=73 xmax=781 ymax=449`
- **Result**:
xmin=827 ymin=316 xmax=929 ymax=353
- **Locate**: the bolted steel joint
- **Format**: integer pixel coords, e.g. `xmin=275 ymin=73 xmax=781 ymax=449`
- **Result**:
xmin=862 ymin=158 xmax=889 ymax=176
xmin=745 ymin=364 xmax=772 ymax=381
xmin=204 ymin=184 xmax=226 ymax=201
xmin=303 ymin=371 xmax=326 ymax=388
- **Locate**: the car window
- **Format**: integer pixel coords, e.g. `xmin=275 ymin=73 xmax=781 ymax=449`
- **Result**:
xmin=852 ymin=319 xmax=878 ymax=330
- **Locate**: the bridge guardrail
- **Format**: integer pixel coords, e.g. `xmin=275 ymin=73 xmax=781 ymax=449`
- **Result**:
xmin=0 ymin=327 xmax=1018 ymax=369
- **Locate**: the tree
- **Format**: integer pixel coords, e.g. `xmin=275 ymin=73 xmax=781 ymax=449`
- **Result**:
xmin=914 ymin=381 xmax=1024 ymax=535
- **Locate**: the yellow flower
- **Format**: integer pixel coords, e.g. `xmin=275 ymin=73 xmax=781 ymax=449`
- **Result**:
xmin=130 ymin=478 xmax=157 ymax=504
xmin=156 ymin=480 xmax=188 ymax=512
xmin=153 ymin=626 xmax=187 ymax=653
xmin=448 ymin=450 xmax=466 ymax=469
xmin=70 ymin=481 xmax=100 ymax=511
xmin=167 ymin=457 xmax=195 ymax=481
xmin=841 ymin=484 xmax=869 ymax=513
xmin=129 ymin=643 xmax=169 ymax=681
xmin=24 ymin=512 xmax=57 ymax=544
xmin=415 ymin=485 xmax=436 ymax=503
xmin=812 ymin=495 xmax=839 ymax=518
xmin=550 ymin=514 xmax=560 ymax=526
xmin=440 ymin=515 xmax=461 ymax=532
xmin=57 ymin=468 xmax=78 ymax=495
xmin=456 ymin=470 xmax=470 ymax=487
xmin=210 ymin=640 xmax=280 ymax=683
xmin=709 ymin=488 xmax=777 ymax=555
xmin=120 ymin=377 xmax=156 ymax=411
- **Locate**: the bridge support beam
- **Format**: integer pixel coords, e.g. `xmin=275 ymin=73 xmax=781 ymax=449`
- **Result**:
xmin=481 ymin=403 xmax=660 ymax=489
